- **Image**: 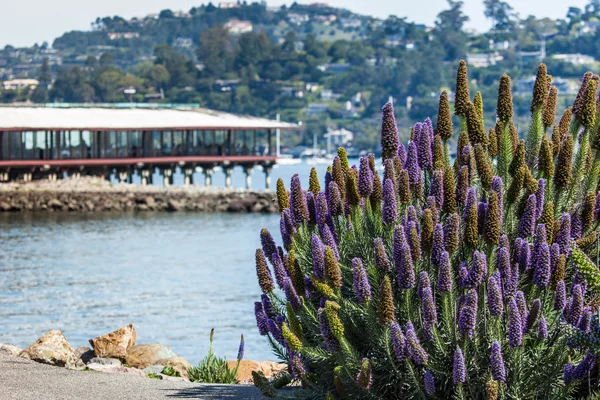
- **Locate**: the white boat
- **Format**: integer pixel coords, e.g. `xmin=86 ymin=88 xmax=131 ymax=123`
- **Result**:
xmin=305 ymin=156 xmax=332 ymax=165
xmin=276 ymin=156 xmax=302 ymax=165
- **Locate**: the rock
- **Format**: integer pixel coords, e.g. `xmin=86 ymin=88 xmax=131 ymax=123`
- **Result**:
xmin=86 ymin=364 xmax=146 ymax=377
xmin=88 ymin=357 xmax=122 ymax=366
xmin=66 ymin=346 xmax=95 ymax=370
xmin=19 ymin=330 xmax=74 ymax=366
xmin=0 ymin=344 xmax=21 ymax=356
xmin=227 ymin=360 xmax=287 ymax=384
xmin=144 ymin=196 xmax=156 ymax=208
xmin=47 ymin=199 xmax=62 ymax=209
xmin=166 ymin=199 xmax=182 ymax=212
xmin=126 ymin=344 xmax=191 ymax=380
xmin=89 ymin=324 xmax=136 ymax=361
xmin=0 ymin=202 xmax=11 ymax=212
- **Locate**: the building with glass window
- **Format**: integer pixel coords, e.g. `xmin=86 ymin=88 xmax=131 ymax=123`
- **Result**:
xmin=0 ymin=105 xmax=300 ymax=187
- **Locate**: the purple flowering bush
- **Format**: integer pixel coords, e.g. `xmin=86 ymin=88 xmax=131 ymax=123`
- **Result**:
xmin=251 ymin=62 xmax=600 ymax=399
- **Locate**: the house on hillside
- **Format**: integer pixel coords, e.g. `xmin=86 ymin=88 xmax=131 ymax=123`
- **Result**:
xmin=2 ymin=79 xmax=39 ymax=90
xmin=224 ymin=19 xmax=253 ymax=34
xmin=466 ymin=52 xmax=504 ymax=68
xmin=552 ymin=53 xmax=596 ymax=65
xmin=317 ymin=63 xmax=351 ymax=74
xmin=107 ymin=32 xmax=140 ymax=40
xmin=174 ymin=37 xmax=193 ymax=48
xmin=219 ymin=1 xmax=240 ymax=8
xmin=306 ymin=103 xmax=329 ymax=115
xmin=288 ymin=13 xmax=309 ymax=25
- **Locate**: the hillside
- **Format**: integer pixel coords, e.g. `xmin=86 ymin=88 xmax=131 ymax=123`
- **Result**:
xmin=2 ymin=0 xmax=600 ymax=151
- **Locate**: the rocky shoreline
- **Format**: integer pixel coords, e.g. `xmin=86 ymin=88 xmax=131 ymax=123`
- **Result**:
xmin=0 ymin=177 xmax=278 ymax=213
xmin=1 ymin=324 xmax=286 ymax=385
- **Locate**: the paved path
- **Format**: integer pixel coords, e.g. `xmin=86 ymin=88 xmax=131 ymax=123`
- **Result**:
xmin=0 ymin=355 xmax=266 ymax=399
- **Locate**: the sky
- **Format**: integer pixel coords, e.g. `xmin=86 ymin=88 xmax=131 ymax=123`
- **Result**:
xmin=0 ymin=0 xmax=591 ymax=48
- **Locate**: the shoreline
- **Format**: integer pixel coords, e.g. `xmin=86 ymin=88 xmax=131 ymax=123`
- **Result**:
xmin=0 ymin=177 xmax=278 ymax=213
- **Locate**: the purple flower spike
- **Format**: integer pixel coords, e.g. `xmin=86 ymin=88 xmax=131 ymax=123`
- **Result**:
xmin=358 ymin=156 xmax=374 ymax=197
xmin=431 ymin=223 xmax=445 ymax=267
xmin=535 ymin=179 xmax=546 ymax=219
xmin=261 ymin=294 xmax=275 ymax=318
xmin=315 ymin=192 xmax=330 ymax=229
xmin=492 ymin=176 xmax=504 ymax=210
xmin=453 ymin=348 xmax=466 ymax=385
xmin=491 ymin=341 xmax=506 ymax=382
xmin=538 ymin=316 xmax=548 ymax=339
xmin=271 ymin=251 xmax=288 ymax=289
xmin=458 ymin=289 xmax=478 ymax=339
xmin=382 ymin=178 xmax=398 ymax=225
xmin=508 ymin=298 xmax=523 ymax=347
xmin=466 ymin=250 xmax=486 ymax=288
xmin=496 ymin=246 xmax=511 ymax=283
xmin=312 ymin=235 xmax=325 ymax=279
xmin=405 ymin=321 xmax=428 ymax=365
xmin=505 ymin=264 xmax=519 ymax=300
xmin=530 ymin=224 xmax=548 ymax=271
xmin=565 ymin=352 xmax=596 ymax=384
xmin=556 ymin=213 xmax=572 ymax=255
xmin=419 ymin=273 xmax=438 ymax=326
xmin=516 ymin=291 xmax=528 ymax=327
xmin=374 ymin=238 xmax=392 ymax=271
xmin=352 ymin=258 xmax=372 ymax=304
xmin=418 ymin=122 xmax=433 ymax=170
xmin=397 ymin=143 xmax=407 ymax=167
xmin=578 ymin=308 xmax=592 ymax=333
xmin=437 ymin=251 xmax=453 ymax=293
xmin=567 ymin=284 xmax=584 ymax=325
xmin=488 ymin=273 xmax=504 ymax=316
xmin=499 ymin=234 xmax=510 ymax=252
xmin=459 ymin=262 xmax=469 ymax=289
xmin=284 ymin=277 xmax=302 ymax=312
xmin=519 ymin=241 xmax=531 ymax=272
xmin=255 ymin=302 xmax=269 ymax=335
xmin=290 ymin=174 xmax=309 ymax=224
xmin=424 ymin=370 xmax=436 ymax=394
xmin=518 ymin=195 xmax=537 ymax=237
xmin=267 ymin=318 xmax=284 ymax=345
xmin=533 ymin=243 xmax=551 ymax=288
xmin=290 ymin=352 xmax=306 ymax=378
xmin=394 ymin=226 xmax=415 ymax=289
xmin=464 ymin=188 xmax=477 ymax=220
xmin=555 ymin=280 xmax=567 ymax=310
xmin=550 ymin=243 xmax=561 ymax=273
xmin=318 ymin=308 xmax=338 ymax=351
xmin=430 ymin=169 xmax=444 ymax=210
xmin=390 ymin=321 xmax=406 ymax=362
xmin=571 ymin=211 xmax=583 ymax=240
xmin=381 ymin=102 xmax=400 ymax=160
xmin=525 ymin=298 xmax=541 ymax=333
xmin=327 ymin=181 xmax=343 ymax=217
xmin=321 ymin=224 xmax=339 ymax=260
xmin=406 ymin=141 xmax=422 ymax=185
xmin=595 ymin=192 xmax=600 ymax=222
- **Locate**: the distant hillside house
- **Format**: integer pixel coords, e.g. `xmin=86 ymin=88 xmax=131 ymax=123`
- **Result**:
xmin=340 ymin=18 xmax=361 ymax=28
xmin=219 ymin=1 xmax=240 ymax=8
xmin=2 ymin=79 xmax=39 ymax=90
xmin=107 ymin=32 xmax=140 ymax=40
xmin=225 ymin=19 xmax=253 ymax=34
xmin=317 ymin=63 xmax=351 ymax=74
xmin=174 ymin=37 xmax=193 ymax=48
xmin=466 ymin=52 xmax=504 ymax=68
xmin=306 ymin=103 xmax=329 ymax=115
xmin=313 ymin=15 xmax=337 ymax=25
xmin=288 ymin=13 xmax=309 ymax=25
xmin=324 ymin=128 xmax=354 ymax=147
xmin=552 ymin=53 xmax=596 ymax=65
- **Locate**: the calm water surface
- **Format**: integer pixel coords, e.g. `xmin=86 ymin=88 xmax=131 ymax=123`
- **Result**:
xmin=0 ymin=159 xmax=359 ymax=362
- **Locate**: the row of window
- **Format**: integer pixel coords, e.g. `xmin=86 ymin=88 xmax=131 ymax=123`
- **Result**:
xmin=0 ymin=130 xmax=272 ymax=160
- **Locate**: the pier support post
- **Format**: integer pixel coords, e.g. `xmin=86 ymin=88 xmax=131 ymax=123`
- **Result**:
xmin=204 ymin=168 xmax=213 ymax=187
xmin=224 ymin=168 xmax=233 ymax=189
xmin=162 ymin=169 xmax=173 ymax=187
xmin=141 ymin=169 xmax=150 ymax=186
xmin=118 ymin=171 xmax=129 ymax=184
xmin=264 ymin=166 xmax=273 ymax=191
xmin=48 ymin=173 xmax=58 ymax=182
xmin=184 ymin=168 xmax=194 ymax=185
xmin=243 ymin=166 xmax=253 ymax=190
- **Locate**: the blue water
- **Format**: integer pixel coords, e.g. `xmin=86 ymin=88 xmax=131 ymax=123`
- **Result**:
xmin=0 ymin=160 xmax=351 ymax=364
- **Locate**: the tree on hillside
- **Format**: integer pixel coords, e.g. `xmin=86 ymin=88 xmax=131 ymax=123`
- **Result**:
xmin=50 ymin=67 xmax=95 ymax=102
xmin=154 ymin=45 xmax=196 ymax=88
xmin=483 ymin=0 xmax=517 ymax=35
xmin=434 ymin=0 xmax=469 ymax=60
xmin=197 ymin=25 xmax=234 ymax=78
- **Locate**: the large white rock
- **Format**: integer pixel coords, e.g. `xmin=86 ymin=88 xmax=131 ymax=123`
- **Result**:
xmin=126 ymin=344 xmax=192 ymax=380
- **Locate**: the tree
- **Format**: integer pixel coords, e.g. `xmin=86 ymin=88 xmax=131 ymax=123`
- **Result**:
xmin=49 ymin=67 xmax=95 ymax=102
xmin=148 ymin=65 xmax=171 ymax=90
xmin=483 ymin=0 xmax=516 ymax=34
xmin=99 ymin=52 xmax=113 ymax=67
xmin=197 ymin=25 xmax=234 ymax=78
xmin=434 ymin=0 xmax=469 ymax=60
xmin=38 ymin=58 xmax=52 ymax=87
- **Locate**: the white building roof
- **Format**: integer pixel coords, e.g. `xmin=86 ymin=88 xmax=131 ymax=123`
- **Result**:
xmin=0 ymin=106 xmax=300 ymax=131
